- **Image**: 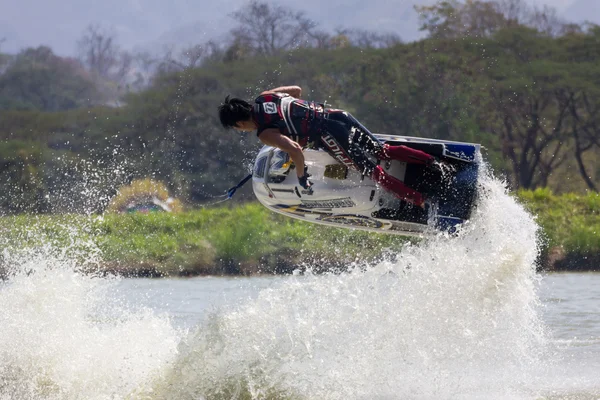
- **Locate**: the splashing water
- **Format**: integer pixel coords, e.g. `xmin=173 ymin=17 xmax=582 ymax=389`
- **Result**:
xmin=146 ymin=170 xmax=548 ymax=400
xmin=0 ymin=168 xmax=551 ymax=399
xmin=0 ymin=229 xmax=182 ymax=400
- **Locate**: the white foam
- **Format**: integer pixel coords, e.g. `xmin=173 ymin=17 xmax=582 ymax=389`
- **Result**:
xmin=0 ymin=242 xmax=182 ymax=399
xmin=0 ymin=164 xmax=559 ymax=399
xmin=148 ymin=166 xmax=549 ymax=399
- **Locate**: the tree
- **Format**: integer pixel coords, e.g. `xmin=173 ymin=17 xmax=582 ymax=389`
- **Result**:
xmin=229 ymin=1 xmax=317 ymax=56
xmin=333 ymin=29 xmax=401 ymax=48
xmin=527 ymin=5 xmax=565 ymax=37
xmin=157 ymin=41 xmax=223 ymax=73
xmin=482 ymin=28 xmax=573 ymax=189
xmin=3 ymin=21 xmax=600 ymax=214
xmin=307 ymin=30 xmax=334 ymax=49
xmin=0 ymin=46 xmax=99 ymax=111
xmin=416 ymin=0 xmax=567 ymax=39
xmin=0 ymin=141 xmax=49 ymax=214
xmin=77 ymin=24 xmax=135 ymax=91
xmin=123 ymin=51 xmax=159 ymax=91
xmin=416 ymin=0 xmax=508 ymax=39
xmin=77 ymin=24 xmax=139 ymax=104
xmin=568 ymin=91 xmax=600 ymax=191
xmin=556 ymin=29 xmax=600 ymax=190
xmin=497 ymin=0 xmax=530 ymax=26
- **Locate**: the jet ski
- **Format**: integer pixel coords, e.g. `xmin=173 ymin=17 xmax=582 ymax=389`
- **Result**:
xmin=252 ymin=134 xmax=480 ymax=236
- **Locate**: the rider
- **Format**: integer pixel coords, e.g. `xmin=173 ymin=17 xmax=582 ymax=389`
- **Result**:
xmin=218 ymin=85 xmax=436 ymax=207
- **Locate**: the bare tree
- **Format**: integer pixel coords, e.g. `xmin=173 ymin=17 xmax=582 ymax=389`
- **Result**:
xmin=229 ymin=2 xmax=399 ymax=53
xmin=498 ymin=0 xmax=567 ymax=36
xmin=497 ymin=0 xmax=530 ymax=26
xmin=528 ymin=5 xmax=565 ymax=37
xmin=229 ymin=0 xmax=317 ymax=56
xmin=498 ymin=0 xmax=568 ymax=36
xmin=334 ymin=28 xmax=401 ymax=48
xmin=485 ymin=83 xmax=572 ymax=189
xmin=156 ymin=41 xmax=222 ymax=74
xmin=307 ymin=30 xmax=333 ymax=49
xmin=178 ymin=45 xmax=208 ymax=69
xmin=115 ymin=51 xmax=133 ymax=84
xmin=77 ymin=24 xmax=132 ymax=83
xmin=563 ymin=90 xmax=600 ymax=191
xmin=416 ymin=0 xmax=507 ymax=39
xmin=418 ymin=0 xmax=568 ymax=39
xmin=78 ymin=25 xmax=119 ymax=77
xmin=128 ymin=51 xmax=158 ymax=89
xmin=223 ymin=37 xmax=253 ymax=63
xmin=135 ymin=51 xmax=157 ymax=72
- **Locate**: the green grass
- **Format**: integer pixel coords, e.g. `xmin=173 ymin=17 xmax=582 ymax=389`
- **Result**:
xmin=0 ymin=203 xmax=409 ymax=276
xmin=1 ymin=192 xmax=598 ymax=275
xmin=517 ymin=189 xmax=600 ymax=254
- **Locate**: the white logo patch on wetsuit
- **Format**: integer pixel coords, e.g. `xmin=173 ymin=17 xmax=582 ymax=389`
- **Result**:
xmin=263 ymin=102 xmax=278 ymax=114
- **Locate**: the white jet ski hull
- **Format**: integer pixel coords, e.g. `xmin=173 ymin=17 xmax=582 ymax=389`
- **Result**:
xmin=252 ymin=134 xmax=480 ymax=237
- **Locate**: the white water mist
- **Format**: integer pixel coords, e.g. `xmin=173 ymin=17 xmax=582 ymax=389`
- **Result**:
xmin=149 ymin=169 xmax=548 ymax=400
xmin=0 ymin=232 xmax=181 ymax=400
xmin=0 ymin=164 xmax=552 ymax=400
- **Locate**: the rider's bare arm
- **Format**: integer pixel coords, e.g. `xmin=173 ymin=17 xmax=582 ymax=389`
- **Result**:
xmin=261 ymin=85 xmax=302 ymax=98
xmin=258 ymin=129 xmax=306 ymax=178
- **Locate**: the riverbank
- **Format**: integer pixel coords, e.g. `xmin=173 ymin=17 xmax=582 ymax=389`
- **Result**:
xmin=0 ymin=204 xmax=411 ymax=277
xmin=517 ymin=188 xmax=600 ymax=271
xmin=94 ymin=203 xmax=414 ymax=276
xmin=0 ymin=189 xmax=597 ymax=276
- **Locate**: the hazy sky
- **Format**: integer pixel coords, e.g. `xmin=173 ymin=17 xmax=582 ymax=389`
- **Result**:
xmin=0 ymin=0 xmax=593 ymax=57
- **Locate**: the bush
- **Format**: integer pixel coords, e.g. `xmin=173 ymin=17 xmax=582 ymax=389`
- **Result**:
xmin=517 ymin=189 xmax=600 ymax=254
xmin=3 ymin=192 xmax=598 ymax=276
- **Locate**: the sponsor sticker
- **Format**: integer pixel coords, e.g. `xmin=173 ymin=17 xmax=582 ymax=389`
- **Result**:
xmin=271 ymin=188 xmax=295 ymax=193
xmin=263 ymin=102 xmax=278 ymax=114
xmin=318 ymin=215 xmax=383 ymax=228
xmin=322 ymin=134 xmax=355 ymax=168
xmin=445 ymin=149 xmax=472 ymax=161
xmin=444 ymin=144 xmax=476 ymax=161
xmin=300 ymin=197 xmax=355 ymax=209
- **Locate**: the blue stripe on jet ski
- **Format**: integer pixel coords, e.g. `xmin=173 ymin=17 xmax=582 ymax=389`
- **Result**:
xmin=443 ymin=144 xmax=477 ymax=162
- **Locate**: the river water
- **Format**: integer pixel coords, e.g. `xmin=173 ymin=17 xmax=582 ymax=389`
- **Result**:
xmin=0 ymin=173 xmax=599 ymax=399
xmin=117 ymin=272 xmax=600 ymax=398
xmin=2 ymin=270 xmax=599 ymax=400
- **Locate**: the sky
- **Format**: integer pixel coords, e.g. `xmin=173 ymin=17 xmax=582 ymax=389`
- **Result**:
xmin=0 ymin=0 xmax=594 ymax=57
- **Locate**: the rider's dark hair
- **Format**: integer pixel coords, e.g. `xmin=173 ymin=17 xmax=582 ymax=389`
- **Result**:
xmin=218 ymin=96 xmax=253 ymax=129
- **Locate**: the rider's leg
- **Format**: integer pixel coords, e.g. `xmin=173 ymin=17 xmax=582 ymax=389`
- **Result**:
xmin=329 ymin=112 xmax=434 ymax=165
xmin=319 ymin=116 xmax=426 ymax=207
xmin=318 ymin=117 xmax=373 ymax=175
xmin=327 ymin=112 xmax=384 ymax=157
